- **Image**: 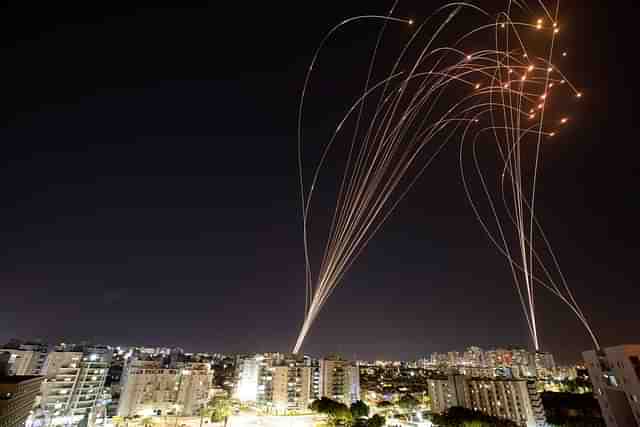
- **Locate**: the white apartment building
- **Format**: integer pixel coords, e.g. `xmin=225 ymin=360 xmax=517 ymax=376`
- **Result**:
xmin=0 ymin=351 xmax=43 ymax=376
xmin=427 ymin=375 xmax=545 ymax=427
xmin=319 ymin=355 xmax=360 ymax=405
xmin=583 ymin=345 xmax=640 ymax=427
xmin=40 ymin=351 xmax=111 ymax=425
xmin=117 ymin=361 xmax=211 ymax=417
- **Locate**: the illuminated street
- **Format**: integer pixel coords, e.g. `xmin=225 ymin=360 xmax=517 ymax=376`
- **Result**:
xmin=105 ymin=413 xmax=324 ymax=427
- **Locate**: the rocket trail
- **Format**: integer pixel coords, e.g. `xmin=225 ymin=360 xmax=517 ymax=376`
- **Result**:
xmin=293 ymin=0 xmax=600 ymax=355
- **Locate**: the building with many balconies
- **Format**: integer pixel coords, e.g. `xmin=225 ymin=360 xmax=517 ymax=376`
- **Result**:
xmin=39 ymin=349 xmax=111 ymax=426
xmin=319 ymin=355 xmax=360 ymax=405
xmin=427 ymin=374 xmax=545 ymax=426
xmin=117 ymin=360 xmax=211 ymax=417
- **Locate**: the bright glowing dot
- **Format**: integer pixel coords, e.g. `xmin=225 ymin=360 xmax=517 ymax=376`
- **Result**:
xmin=521 ymin=75 xmax=527 ymax=81
xmin=408 ymin=19 xmax=414 ymax=25
xmin=547 ymin=67 xmax=553 ymax=72
xmin=504 ymin=83 xmax=509 ymax=88
xmin=562 ymin=52 xmax=567 ymax=57
xmin=508 ymin=69 xmax=513 ymax=74
xmin=537 ymin=19 xmax=543 ymax=24
xmin=474 ymin=119 xmax=479 ymax=123
xmin=523 ymin=53 xmax=528 ymax=58
xmin=541 ymin=93 xmax=547 ymax=100
xmin=529 ymin=108 xmax=535 ymax=113
xmin=553 ymin=22 xmax=558 ymax=28
xmin=560 ymin=79 xmax=566 ymax=84
xmin=549 ymin=132 xmax=556 ymax=137
xmin=475 ymin=83 xmax=481 ymax=89
xmin=529 ymin=114 xmax=535 ymax=119
xmin=576 ymin=92 xmax=582 ymax=98
xmin=561 ymin=117 xmax=568 ymax=124
xmin=549 ymin=83 xmax=554 ymax=88
xmin=528 ymin=65 xmax=534 ymax=72
xmin=466 ymin=55 xmax=472 ymax=61
xmin=501 ymin=23 xmax=506 ymax=28
xmin=538 ymin=103 xmax=544 ymax=109
xmin=536 ymin=24 xmax=542 ymax=30
xmin=554 ymin=28 xmax=560 ymax=34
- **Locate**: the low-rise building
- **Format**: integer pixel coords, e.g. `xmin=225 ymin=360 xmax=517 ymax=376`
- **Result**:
xmin=0 ymin=376 xmax=44 ymax=427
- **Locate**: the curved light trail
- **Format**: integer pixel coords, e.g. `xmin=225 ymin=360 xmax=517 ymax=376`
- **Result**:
xmin=293 ymin=0 xmax=600 ymax=355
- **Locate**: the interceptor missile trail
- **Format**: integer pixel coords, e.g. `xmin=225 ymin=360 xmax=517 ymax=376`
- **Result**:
xmin=293 ymin=0 xmax=600 ymax=355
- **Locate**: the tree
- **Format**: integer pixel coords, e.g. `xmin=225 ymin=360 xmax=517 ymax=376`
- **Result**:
xmin=366 ymin=414 xmax=385 ymax=427
xmin=350 ymin=401 xmax=370 ymax=419
xmin=207 ymin=396 xmax=232 ymax=422
xmin=430 ymin=407 xmax=520 ymax=427
xmin=310 ymin=397 xmax=352 ymax=425
xmin=398 ymin=394 xmax=419 ymax=412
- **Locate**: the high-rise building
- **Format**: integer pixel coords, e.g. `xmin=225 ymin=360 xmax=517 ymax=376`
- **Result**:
xmin=235 ymin=353 xmax=319 ymax=415
xmin=462 ymin=347 xmax=485 ymax=367
xmin=534 ymin=352 xmax=555 ymax=379
xmin=319 ymin=355 xmax=360 ymax=405
xmin=0 ymin=375 xmax=44 ymax=427
xmin=447 ymin=352 xmax=460 ymax=367
xmin=583 ymin=345 xmax=640 ymax=427
xmin=269 ymin=364 xmax=312 ymax=414
xmin=117 ymin=360 xmax=211 ymax=417
xmin=427 ymin=375 xmax=460 ymax=413
xmin=39 ymin=348 xmax=111 ymax=426
xmin=427 ymin=375 xmax=545 ymax=427
xmin=234 ymin=355 xmax=263 ymax=402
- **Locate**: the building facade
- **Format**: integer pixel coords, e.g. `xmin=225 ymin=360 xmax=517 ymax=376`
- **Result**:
xmin=0 ymin=352 xmax=42 ymax=377
xmin=319 ymin=355 xmax=360 ymax=405
xmin=40 ymin=350 xmax=111 ymax=425
xmin=583 ymin=345 xmax=640 ymax=427
xmin=269 ymin=365 xmax=312 ymax=414
xmin=117 ymin=360 xmax=211 ymax=417
xmin=234 ymin=355 xmax=262 ymax=403
xmin=235 ymin=353 xmax=319 ymax=414
xmin=427 ymin=375 xmax=545 ymax=427
xmin=0 ymin=342 xmax=48 ymax=377
xmin=0 ymin=376 xmax=44 ymax=427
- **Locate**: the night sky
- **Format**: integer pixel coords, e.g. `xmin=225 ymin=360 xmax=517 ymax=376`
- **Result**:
xmin=0 ymin=1 xmax=637 ymax=363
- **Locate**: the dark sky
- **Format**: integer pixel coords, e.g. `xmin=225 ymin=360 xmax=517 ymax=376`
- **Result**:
xmin=0 ymin=1 xmax=637 ymax=363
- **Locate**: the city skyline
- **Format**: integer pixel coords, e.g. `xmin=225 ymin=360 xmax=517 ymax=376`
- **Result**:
xmin=1 ymin=0 xmax=639 ymax=363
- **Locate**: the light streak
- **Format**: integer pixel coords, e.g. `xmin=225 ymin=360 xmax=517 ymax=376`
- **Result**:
xmin=294 ymin=0 xmax=600 ymax=355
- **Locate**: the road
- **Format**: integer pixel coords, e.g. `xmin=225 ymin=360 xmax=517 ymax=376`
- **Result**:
xmin=126 ymin=412 xmax=321 ymax=427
